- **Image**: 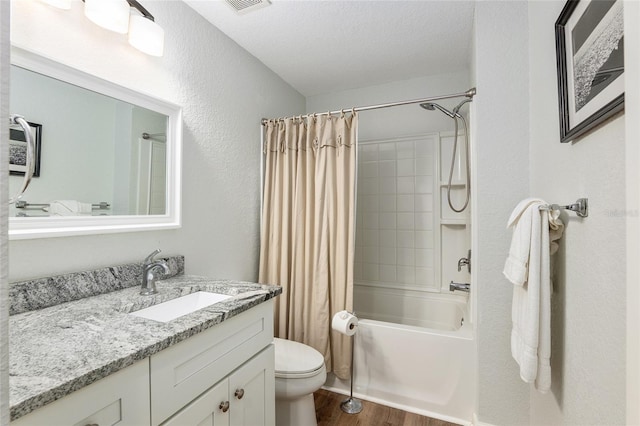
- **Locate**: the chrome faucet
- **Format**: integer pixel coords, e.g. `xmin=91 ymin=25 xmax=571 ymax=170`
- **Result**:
xmin=140 ymin=249 xmax=170 ymax=296
xmin=458 ymin=249 xmax=471 ymax=273
xmin=449 ymin=281 xmax=470 ymax=293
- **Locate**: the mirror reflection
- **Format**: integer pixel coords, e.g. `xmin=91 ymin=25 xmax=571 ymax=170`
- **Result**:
xmin=9 ymin=65 xmax=168 ymax=217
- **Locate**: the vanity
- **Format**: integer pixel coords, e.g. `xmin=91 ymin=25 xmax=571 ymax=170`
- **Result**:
xmin=8 ymin=257 xmax=281 ymax=426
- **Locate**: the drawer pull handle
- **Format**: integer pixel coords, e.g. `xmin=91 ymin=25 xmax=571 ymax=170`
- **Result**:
xmin=219 ymin=401 xmax=230 ymax=413
xmin=235 ymin=388 xmax=245 ymax=399
xmin=85 ymin=424 xmax=99 ymax=426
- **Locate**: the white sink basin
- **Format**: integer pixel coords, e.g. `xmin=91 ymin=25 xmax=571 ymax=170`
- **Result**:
xmin=130 ymin=291 xmax=232 ymax=323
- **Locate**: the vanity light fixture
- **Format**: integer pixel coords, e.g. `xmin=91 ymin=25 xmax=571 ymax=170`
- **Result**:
xmin=128 ymin=0 xmax=165 ymax=57
xmin=82 ymin=0 xmax=164 ymax=57
xmin=84 ymin=0 xmax=131 ymax=34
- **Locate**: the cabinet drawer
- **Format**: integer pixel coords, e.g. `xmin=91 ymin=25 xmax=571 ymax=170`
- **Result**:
xmin=11 ymin=359 xmax=150 ymax=426
xmin=151 ymin=300 xmax=274 ymax=425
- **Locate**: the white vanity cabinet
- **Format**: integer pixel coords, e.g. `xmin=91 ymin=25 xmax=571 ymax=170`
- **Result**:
xmin=161 ymin=345 xmax=275 ymax=426
xmin=150 ymin=300 xmax=274 ymax=425
xmin=11 ymin=359 xmax=151 ymax=426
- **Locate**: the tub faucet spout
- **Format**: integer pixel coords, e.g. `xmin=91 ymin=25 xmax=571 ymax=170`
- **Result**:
xmin=140 ymin=249 xmax=170 ymax=296
xmin=449 ymin=281 xmax=470 ymax=293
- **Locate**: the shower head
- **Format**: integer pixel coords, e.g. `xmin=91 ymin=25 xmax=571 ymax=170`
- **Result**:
xmin=419 ymin=102 xmax=455 ymax=118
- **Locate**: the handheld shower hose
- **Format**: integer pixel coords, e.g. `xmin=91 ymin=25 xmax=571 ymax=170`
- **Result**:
xmin=420 ymin=100 xmax=471 ymax=213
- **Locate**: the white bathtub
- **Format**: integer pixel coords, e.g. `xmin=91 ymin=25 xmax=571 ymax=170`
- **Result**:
xmin=324 ymin=296 xmax=474 ymax=425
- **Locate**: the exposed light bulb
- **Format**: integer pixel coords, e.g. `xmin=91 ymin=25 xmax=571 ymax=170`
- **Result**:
xmin=39 ymin=0 xmax=72 ymax=10
xmin=84 ymin=0 xmax=130 ymax=34
xmin=128 ymin=14 xmax=165 ymax=57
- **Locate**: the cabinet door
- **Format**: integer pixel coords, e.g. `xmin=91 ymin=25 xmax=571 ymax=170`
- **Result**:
xmin=229 ymin=344 xmax=275 ymax=426
xmin=161 ymin=378 xmax=230 ymax=426
xmin=11 ymin=359 xmax=150 ymax=426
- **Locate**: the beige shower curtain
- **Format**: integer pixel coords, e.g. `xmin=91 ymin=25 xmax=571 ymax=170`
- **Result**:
xmin=259 ymin=113 xmax=357 ymax=380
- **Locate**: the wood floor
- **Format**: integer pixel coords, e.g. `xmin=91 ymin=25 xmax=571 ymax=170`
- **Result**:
xmin=314 ymin=389 xmax=460 ymax=426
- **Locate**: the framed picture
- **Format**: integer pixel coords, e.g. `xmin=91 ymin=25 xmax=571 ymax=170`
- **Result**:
xmin=555 ymin=0 xmax=624 ymax=143
xmin=9 ymin=121 xmax=42 ymax=176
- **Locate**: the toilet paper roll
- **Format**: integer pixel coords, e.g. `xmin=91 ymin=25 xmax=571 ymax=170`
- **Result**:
xmin=332 ymin=310 xmax=358 ymax=336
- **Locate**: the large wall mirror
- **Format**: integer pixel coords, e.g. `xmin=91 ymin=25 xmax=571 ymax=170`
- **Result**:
xmin=9 ymin=47 xmax=182 ymax=239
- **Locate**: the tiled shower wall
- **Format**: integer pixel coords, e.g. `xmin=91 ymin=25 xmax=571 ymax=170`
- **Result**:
xmin=354 ymin=135 xmax=438 ymax=292
xmin=354 ymin=133 xmax=471 ymax=326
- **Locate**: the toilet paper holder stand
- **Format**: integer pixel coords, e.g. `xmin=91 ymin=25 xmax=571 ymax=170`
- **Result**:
xmin=339 ymin=311 xmax=362 ymax=415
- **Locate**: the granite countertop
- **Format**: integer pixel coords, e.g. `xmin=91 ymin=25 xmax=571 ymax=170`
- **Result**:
xmin=9 ymin=274 xmax=282 ymax=421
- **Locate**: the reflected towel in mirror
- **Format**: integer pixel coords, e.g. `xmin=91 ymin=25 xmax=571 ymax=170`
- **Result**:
xmin=45 ymin=200 xmax=93 ymax=216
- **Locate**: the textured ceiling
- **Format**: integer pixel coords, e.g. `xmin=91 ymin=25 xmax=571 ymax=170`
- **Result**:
xmin=183 ymin=0 xmax=475 ymax=96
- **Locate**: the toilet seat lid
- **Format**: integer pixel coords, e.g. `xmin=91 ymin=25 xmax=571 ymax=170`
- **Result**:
xmin=274 ymin=338 xmax=325 ymax=376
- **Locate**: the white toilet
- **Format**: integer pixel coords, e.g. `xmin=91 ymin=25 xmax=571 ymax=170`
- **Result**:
xmin=274 ymin=337 xmax=327 ymax=426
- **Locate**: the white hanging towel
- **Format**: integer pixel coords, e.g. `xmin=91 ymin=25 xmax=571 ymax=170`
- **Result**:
xmin=46 ymin=200 xmax=93 ymax=216
xmin=503 ymin=198 xmax=564 ymax=393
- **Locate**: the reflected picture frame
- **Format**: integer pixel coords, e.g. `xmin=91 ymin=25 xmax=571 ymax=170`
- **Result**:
xmin=555 ymin=0 xmax=624 ymax=143
xmin=9 ymin=121 xmax=42 ymax=177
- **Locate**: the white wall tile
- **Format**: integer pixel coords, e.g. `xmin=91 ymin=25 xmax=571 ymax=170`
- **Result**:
xmin=360 ymin=195 xmax=379 ymax=212
xmin=364 ymin=246 xmax=379 ymax=264
xmin=362 ymin=263 xmax=379 ymax=281
xmin=379 ymin=194 xmax=396 ymax=212
xmin=415 ymin=156 xmax=434 ymax=176
xmin=416 ymin=140 xmax=434 ymax=157
xmin=379 ymin=264 xmax=397 ymax=282
xmin=362 ymin=229 xmax=379 ymax=247
xmin=415 ymin=213 xmax=434 ymax=230
xmin=415 ymin=176 xmax=434 ymax=193
xmin=415 ymin=267 xmax=435 ymax=286
xmin=378 ymin=143 xmax=396 ymax=160
xmin=379 ymin=212 xmax=396 ymax=229
xmin=379 ymin=230 xmax=397 ymax=247
xmin=359 ymin=144 xmax=379 ymax=162
xmin=397 ymin=230 xmax=415 ymax=248
xmin=359 ymin=177 xmax=379 ymax=195
xmin=397 ymin=176 xmax=414 ymax=194
xmin=397 ymin=159 xmax=415 ymax=176
xmin=397 ymin=266 xmax=415 ymax=284
xmin=415 ymin=194 xmax=433 ymax=212
xmin=397 ymin=213 xmax=414 ymax=230
xmin=415 ymin=249 xmax=434 ymax=268
xmin=379 ymin=246 xmax=396 ymax=265
xmin=397 ymin=195 xmax=414 ymax=212
xmin=359 ymin=161 xmax=379 ymax=178
xmin=397 ymin=247 xmax=415 ymax=266
xmin=379 ymin=177 xmax=397 ymax=194
xmin=396 ymin=141 xmax=415 ymax=159
xmin=363 ymin=212 xmax=379 ymax=229
xmin=379 ymin=160 xmax=396 ymax=176
xmin=416 ymin=230 xmax=435 ymax=249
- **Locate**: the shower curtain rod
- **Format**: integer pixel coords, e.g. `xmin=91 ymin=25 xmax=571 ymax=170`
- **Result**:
xmin=260 ymin=87 xmax=476 ymax=125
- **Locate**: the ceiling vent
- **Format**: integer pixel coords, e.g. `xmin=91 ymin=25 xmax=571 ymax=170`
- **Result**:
xmin=224 ymin=0 xmax=271 ymax=15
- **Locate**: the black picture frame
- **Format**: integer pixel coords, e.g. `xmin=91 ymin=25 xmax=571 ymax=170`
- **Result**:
xmin=555 ymin=0 xmax=624 ymax=143
xmin=9 ymin=121 xmax=42 ymax=177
